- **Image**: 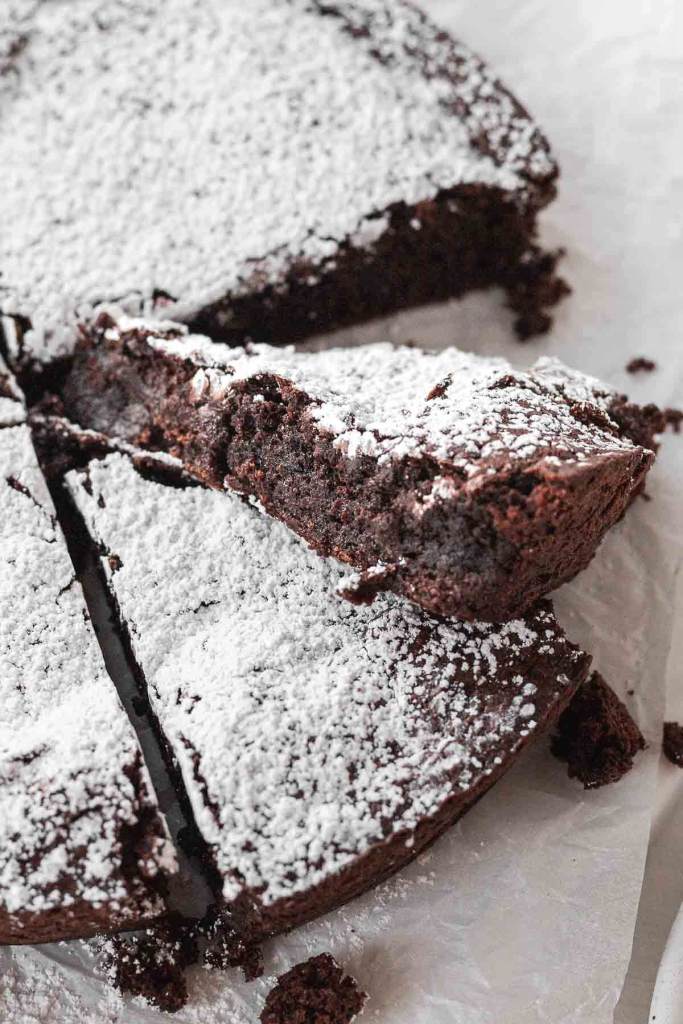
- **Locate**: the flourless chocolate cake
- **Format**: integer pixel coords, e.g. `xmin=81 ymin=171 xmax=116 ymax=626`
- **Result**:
xmin=1 ymin=0 xmax=561 ymax=366
xmin=60 ymin=316 xmax=661 ymax=621
xmin=0 ymin=375 xmax=175 ymax=944
xmin=66 ymin=451 xmax=591 ymax=938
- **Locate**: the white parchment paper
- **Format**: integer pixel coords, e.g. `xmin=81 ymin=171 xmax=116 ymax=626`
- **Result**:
xmin=2 ymin=1 xmax=682 ymax=1021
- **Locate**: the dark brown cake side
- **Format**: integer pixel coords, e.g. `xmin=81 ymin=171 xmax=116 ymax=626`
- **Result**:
xmin=551 ymin=673 xmax=645 ymax=789
xmin=59 ymin=317 xmax=662 ymax=622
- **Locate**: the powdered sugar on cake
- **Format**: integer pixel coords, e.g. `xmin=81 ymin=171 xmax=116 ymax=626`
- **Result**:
xmin=0 ymin=424 xmax=174 ymax=923
xmin=124 ymin=318 xmax=643 ymax=474
xmin=68 ymin=453 xmax=587 ymax=907
xmin=0 ymin=0 xmax=554 ymax=360
xmin=0 ymin=354 xmax=25 ymax=427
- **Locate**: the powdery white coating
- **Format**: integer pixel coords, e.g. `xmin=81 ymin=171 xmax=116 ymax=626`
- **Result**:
xmin=0 ymin=425 xmax=174 ymax=922
xmin=68 ymin=453 xmax=585 ymax=908
xmin=0 ymin=0 xmax=554 ymax=360
xmin=132 ymin=317 xmax=644 ymax=474
xmin=0 ymin=353 xmax=25 ymax=426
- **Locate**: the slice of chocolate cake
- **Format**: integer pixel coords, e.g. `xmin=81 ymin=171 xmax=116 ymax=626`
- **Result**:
xmin=0 ymin=403 xmax=175 ymax=942
xmin=1 ymin=0 xmax=560 ymax=365
xmin=66 ymin=451 xmax=591 ymax=938
xmin=61 ymin=316 xmax=661 ymax=621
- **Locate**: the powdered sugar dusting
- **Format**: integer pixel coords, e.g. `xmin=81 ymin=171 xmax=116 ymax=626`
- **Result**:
xmin=67 ymin=453 xmax=586 ymax=909
xmin=0 ymin=424 xmax=174 ymax=925
xmin=136 ymin=318 xmax=643 ymax=474
xmin=0 ymin=0 xmax=554 ymax=360
xmin=0 ymin=353 xmax=25 ymax=426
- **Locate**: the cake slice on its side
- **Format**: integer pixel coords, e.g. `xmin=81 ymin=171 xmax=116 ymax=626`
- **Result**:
xmin=61 ymin=316 xmax=662 ymax=622
xmin=0 ymin=388 xmax=175 ymax=943
xmin=66 ymin=451 xmax=591 ymax=939
xmin=2 ymin=0 xmax=560 ymax=366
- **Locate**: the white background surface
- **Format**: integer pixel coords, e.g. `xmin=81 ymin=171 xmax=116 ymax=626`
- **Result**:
xmin=418 ymin=3 xmax=683 ymax=1021
xmin=2 ymin=2 xmax=682 ymax=1022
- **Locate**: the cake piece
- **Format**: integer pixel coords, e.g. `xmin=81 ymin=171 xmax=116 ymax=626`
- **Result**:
xmin=66 ymin=451 xmax=591 ymax=936
xmin=261 ymin=954 xmax=366 ymax=1024
xmin=61 ymin=315 xmax=661 ymax=622
xmin=1 ymin=0 xmax=560 ymax=365
xmin=662 ymin=722 xmax=683 ymax=767
xmin=551 ymin=673 xmax=645 ymax=788
xmin=95 ymin=914 xmax=199 ymax=1014
xmin=0 ymin=418 xmax=175 ymax=943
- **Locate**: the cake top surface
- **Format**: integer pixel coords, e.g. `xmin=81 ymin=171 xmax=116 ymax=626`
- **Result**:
xmin=0 ymin=352 xmax=25 ymax=426
xmin=68 ymin=452 xmax=588 ymax=907
xmin=0 ymin=424 xmax=174 ymax=918
xmin=107 ymin=316 xmax=643 ymax=475
xmin=0 ymin=0 xmax=554 ymax=361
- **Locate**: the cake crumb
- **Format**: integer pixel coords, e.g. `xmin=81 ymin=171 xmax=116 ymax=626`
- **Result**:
xmin=261 ymin=954 xmax=366 ymax=1024
xmin=663 ymin=407 xmax=683 ymax=433
xmin=663 ymin=722 xmax=683 ymax=766
xmin=626 ymin=357 xmax=656 ymax=374
xmin=551 ymin=673 xmax=644 ymax=788
xmin=199 ymin=904 xmax=264 ymax=980
xmin=505 ymin=246 xmax=570 ymax=341
xmin=95 ymin=913 xmax=199 ymax=1013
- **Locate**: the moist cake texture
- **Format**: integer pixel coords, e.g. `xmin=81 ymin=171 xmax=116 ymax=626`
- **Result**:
xmin=261 ymin=954 xmax=366 ymax=1024
xmin=0 ymin=413 xmax=174 ymax=943
xmin=61 ymin=315 xmax=661 ymax=621
xmin=551 ymin=673 xmax=644 ymax=789
xmin=66 ymin=451 xmax=591 ymax=936
xmin=1 ymin=0 xmax=559 ymax=364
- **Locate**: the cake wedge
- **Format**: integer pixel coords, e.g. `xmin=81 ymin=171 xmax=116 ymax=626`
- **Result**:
xmin=0 ymin=376 xmax=175 ymax=944
xmin=60 ymin=315 xmax=662 ymax=621
xmin=2 ymin=0 xmax=561 ymax=364
xmin=66 ymin=450 xmax=591 ymax=938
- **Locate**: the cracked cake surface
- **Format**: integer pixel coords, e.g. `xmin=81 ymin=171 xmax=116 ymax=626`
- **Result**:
xmin=1 ymin=0 xmax=558 ymax=362
xmin=66 ymin=451 xmax=590 ymax=935
xmin=61 ymin=315 xmax=660 ymax=621
xmin=0 ymin=385 xmax=174 ymax=943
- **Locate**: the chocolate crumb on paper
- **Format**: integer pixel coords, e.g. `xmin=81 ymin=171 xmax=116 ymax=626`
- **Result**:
xmin=626 ymin=357 xmax=656 ymax=374
xmin=663 ymin=408 xmax=683 ymax=433
xmin=199 ymin=904 xmax=264 ymax=980
xmin=663 ymin=722 xmax=683 ymax=766
xmin=551 ymin=673 xmax=645 ymax=788
xmin=95 ymin=913 xmax=199 ymax=1014
xmin=261 ymin=953 xmax=366 ymax=1024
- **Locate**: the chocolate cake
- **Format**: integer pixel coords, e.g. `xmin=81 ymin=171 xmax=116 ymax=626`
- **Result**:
xmin=0 ymin=385 xmax=175 ymax=943
xmin=66 ymin=451 xmax=591 ymax=937
xmin=662 ymin=722 xmax=683 ymax=767
xmin=95 ymin=914 xmax=199 ymax=1013
xmin=1 ymin=0 xmax=560 ymax=365
xmin=61 ymin=316 xmax=660 ymax=621
xmin=551 ymin=673 xmax=645 ymax=789
xmin=261 ymin=954 xmax=366 ymax=1024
